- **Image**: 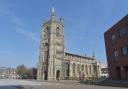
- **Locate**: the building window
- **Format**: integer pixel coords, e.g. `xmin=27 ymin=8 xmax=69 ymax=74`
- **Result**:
xmin=111 ymin=34 xmax=116 ymax=45
xmin=56 ymin=27 xmax=61 ymax=37
xmin=119 ymin=28 xmax=126 ymax=37
xmin=113 ymin=50 xmax=118 ymax=58
xmin=77 ymin=64 xmax=80 ymax=73
xmin=72 ymin=63 xmax=76 ymax=76
xmin=89 ymin=65 xmax=91 ymax=74
xmin=81 ymin=65 xmax=84 ymax=71
xmin=85 ymin=65 xmax=88 ymax=75
xmin=122 ymin=46 xmax=128 ymax=55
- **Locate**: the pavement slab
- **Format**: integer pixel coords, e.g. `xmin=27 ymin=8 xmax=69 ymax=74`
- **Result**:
xmin=0 ymin=79 xmax=127 ymax=89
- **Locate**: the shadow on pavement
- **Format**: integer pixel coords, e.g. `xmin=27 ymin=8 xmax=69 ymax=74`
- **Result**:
xmin=79 ymin=79 xmax=128 ymax=88
xmin=0 ymin=86 xmax=24 ymax=89
xmin=97 ymin=83 xmax=128 ymax=88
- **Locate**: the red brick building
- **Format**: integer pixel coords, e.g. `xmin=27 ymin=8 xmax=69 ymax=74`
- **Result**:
xmin=104 ymin=15 xmax=128 ymax=80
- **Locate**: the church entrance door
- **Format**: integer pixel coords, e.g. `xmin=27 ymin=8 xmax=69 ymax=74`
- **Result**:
xmin=44 ymin=71 xmax=48 ymax=80
xmin=56 ymin=70 xmax=60 ymax=80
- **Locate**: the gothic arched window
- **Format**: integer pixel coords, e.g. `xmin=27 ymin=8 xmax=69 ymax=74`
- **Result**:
xmin=85 ymin=65 xmax=88 ymax=75
xmin=72 ymin=63 xmax=76 ymax=77
xmin=72 ymin=63 xmax=76 ymax=73
xmin=56 ymin=27 xmax=61 ymax=37
xmin=89 ymin=65 xmax=91 ymax=74
xmin=77 ymin=64 xmax=80 ymax=73
xmin=81 ymin=64 xmax=84 ymax=71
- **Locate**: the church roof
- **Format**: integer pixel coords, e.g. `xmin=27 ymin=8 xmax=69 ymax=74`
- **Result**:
xmin=65 ymin=52 xmax=95 ymax=60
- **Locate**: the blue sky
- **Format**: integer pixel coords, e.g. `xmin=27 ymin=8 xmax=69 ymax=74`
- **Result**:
xmin=0 ymin=0 xmax=128 ymax=68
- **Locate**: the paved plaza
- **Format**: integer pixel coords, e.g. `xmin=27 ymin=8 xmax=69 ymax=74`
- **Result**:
xmin=0 ymin=79 xmax=127 ymax=89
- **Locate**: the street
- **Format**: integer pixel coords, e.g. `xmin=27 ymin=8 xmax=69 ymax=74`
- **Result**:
xmin=0 ymin=79 xmax=126 ymax=89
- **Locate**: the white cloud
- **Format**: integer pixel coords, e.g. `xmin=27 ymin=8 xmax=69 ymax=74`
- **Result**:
xmin=0 ymin=50 xmax=16 ymax=57
xmin=0 ymin=3 xmax=39 ymax=42
xmin=15 ymin=27 xmax=39 ymax=42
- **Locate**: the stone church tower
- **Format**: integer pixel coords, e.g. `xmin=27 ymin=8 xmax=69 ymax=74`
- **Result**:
xmin=37 ymin=8 xmax=65 ymax=80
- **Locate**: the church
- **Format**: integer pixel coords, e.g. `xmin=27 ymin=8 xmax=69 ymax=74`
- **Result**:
xmin=37 ymin=8 xmax=101 ymax=80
